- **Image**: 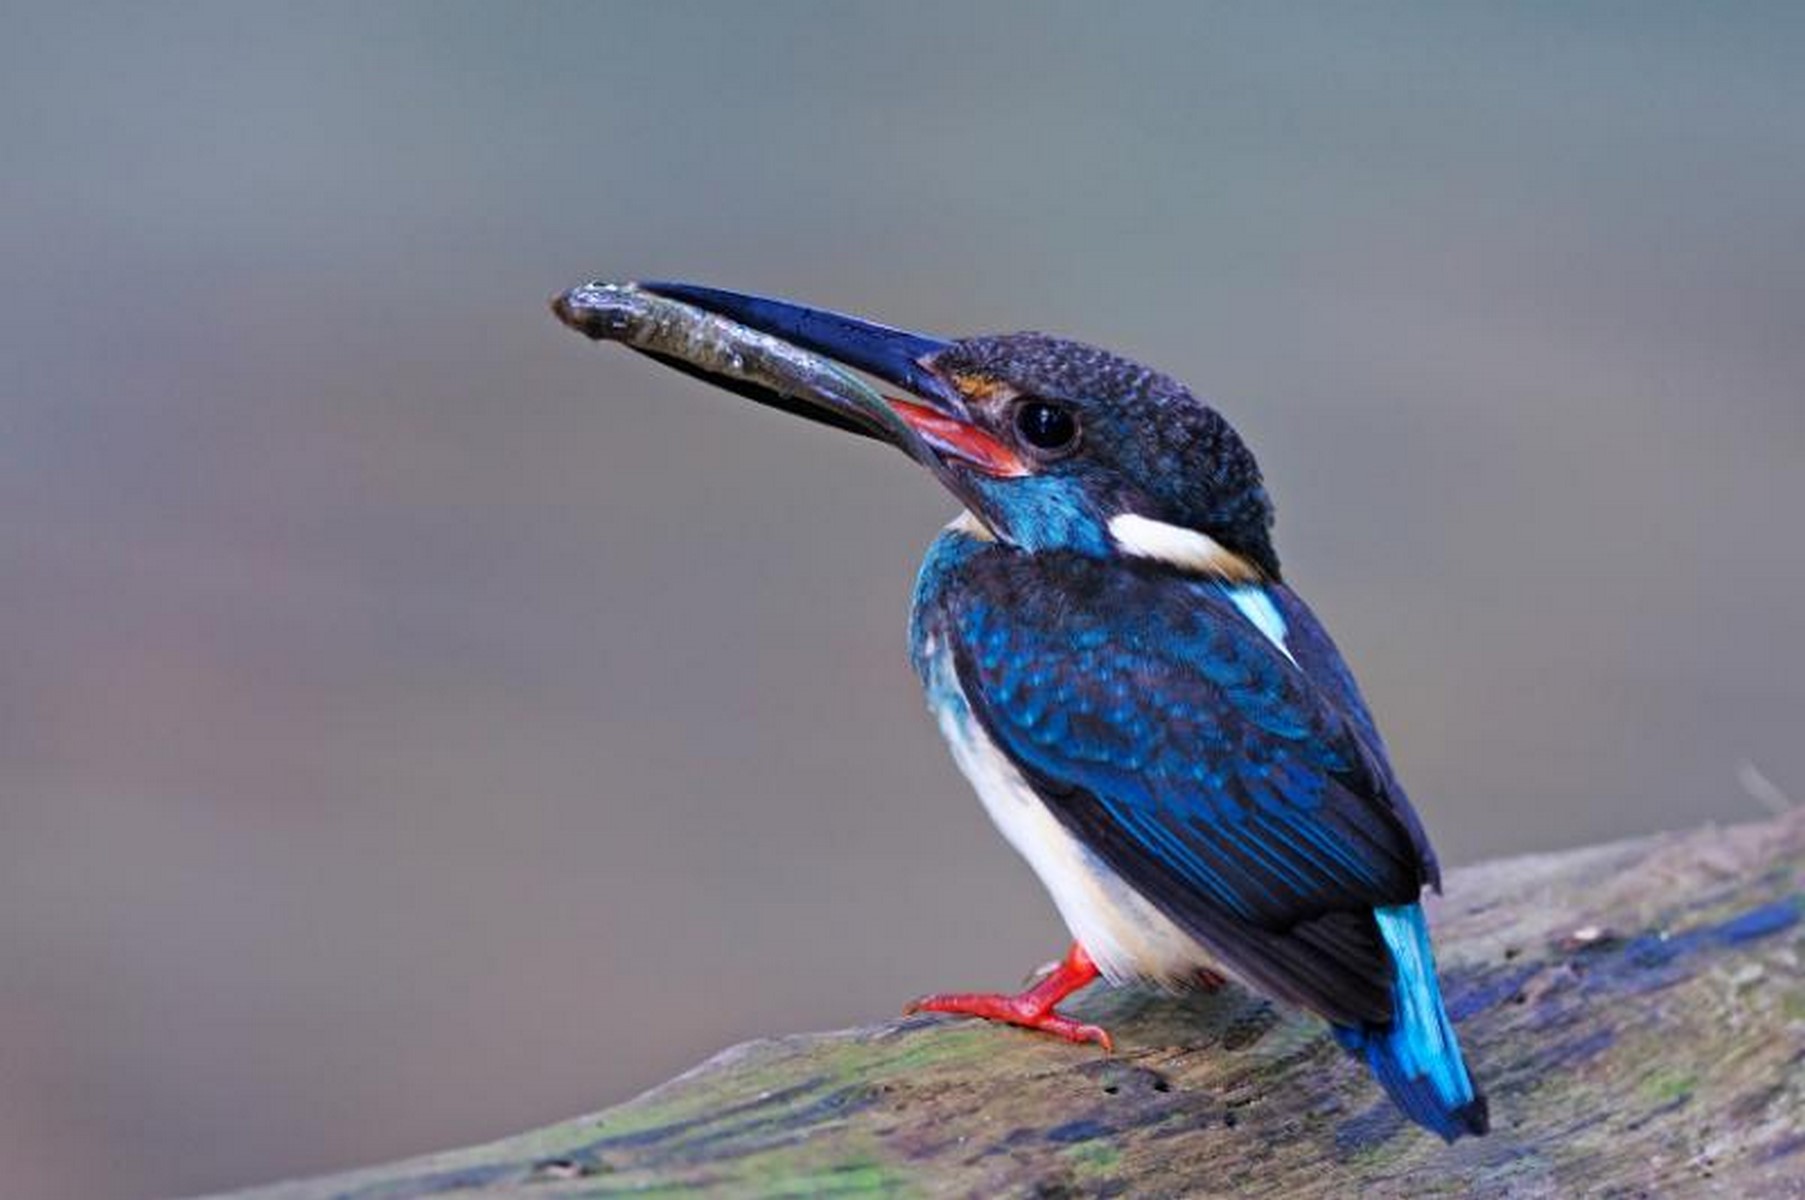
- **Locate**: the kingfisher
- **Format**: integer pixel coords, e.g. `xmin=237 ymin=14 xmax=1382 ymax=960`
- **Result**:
xmin=554 ymin=281 xmax=1489 ymax=1141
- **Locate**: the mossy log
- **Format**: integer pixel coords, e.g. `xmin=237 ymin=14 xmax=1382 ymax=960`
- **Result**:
xmin=210 ymin=810 xmax=1805 ymax=1198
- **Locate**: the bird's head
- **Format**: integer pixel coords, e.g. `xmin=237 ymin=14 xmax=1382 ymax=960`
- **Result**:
xmin=916 ymin=331 xmax=1277 ymax=579
xmin=557 ymin=282 xmax=1278 ymax=581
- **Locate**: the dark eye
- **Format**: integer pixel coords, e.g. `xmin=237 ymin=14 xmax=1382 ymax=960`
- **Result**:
xmin=1013 ymin=400 xmax=1079 ymax=453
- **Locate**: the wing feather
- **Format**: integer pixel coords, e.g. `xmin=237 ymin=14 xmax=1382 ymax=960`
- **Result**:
xmin=933 ymin=549 xmax=1437 ymax=1026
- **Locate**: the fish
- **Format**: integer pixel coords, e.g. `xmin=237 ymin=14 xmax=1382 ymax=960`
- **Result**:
xmin=551 ymin=281 xmax=932 ymax=456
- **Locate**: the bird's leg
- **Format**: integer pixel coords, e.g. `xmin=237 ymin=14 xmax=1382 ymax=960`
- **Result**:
xmin=904 ymin=941 xmax=1113 ymax=1051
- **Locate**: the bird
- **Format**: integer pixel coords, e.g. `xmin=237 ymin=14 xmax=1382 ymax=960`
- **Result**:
xmin=554 ymin=280 xmax=1489 ymax=1142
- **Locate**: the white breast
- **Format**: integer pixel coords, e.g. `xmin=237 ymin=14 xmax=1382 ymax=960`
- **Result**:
xmin=925 ymin=648 xmax=1215 ymax=988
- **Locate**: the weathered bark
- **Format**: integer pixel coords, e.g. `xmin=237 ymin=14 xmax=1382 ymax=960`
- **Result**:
xmin=210 ymin=811 xmax=1805 ymax=1198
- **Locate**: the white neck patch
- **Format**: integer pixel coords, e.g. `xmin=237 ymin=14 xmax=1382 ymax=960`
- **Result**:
xmin=945 ymin=510 xmax=995 ymax=541
xmin=1107 ymin=513 xmax=1259 ymax=580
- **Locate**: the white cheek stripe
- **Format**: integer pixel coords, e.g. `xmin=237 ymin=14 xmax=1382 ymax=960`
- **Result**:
xmin=1108 ymin=513 xmax=1234 ymax=570
xmin=1106 ymin=512 xmax=1266 ymax=583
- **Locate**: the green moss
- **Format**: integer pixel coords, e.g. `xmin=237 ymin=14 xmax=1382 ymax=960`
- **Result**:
xmin=737 ymin=1158 xmax=918 ymax=1197
xmin=200 ymin=816 xmax=1805 ymax=1200
xmin=1066 ymin=1140 xmax=1121 ymax=1171
xmin=1638 ymin=1068 xmax=1697 ymax=1107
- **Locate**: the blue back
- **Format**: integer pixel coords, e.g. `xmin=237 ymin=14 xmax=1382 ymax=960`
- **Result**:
xmin=911 ymin=528 xmax=1438 ymax=1028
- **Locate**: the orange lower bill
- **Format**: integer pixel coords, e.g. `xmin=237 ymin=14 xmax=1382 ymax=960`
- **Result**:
xmin=888 ymin=398 xmax=1030 ymax=478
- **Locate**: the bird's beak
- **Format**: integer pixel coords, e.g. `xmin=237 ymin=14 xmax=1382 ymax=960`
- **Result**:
xmin=552 ymin=280 xmax=1028 ymax=478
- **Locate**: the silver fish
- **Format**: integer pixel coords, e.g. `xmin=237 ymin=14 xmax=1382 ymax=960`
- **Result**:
xmin=551 ymin=281 xmax=930 ymax=455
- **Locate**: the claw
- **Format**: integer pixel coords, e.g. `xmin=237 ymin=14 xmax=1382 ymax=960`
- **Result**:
xmin=903 ymin=942 xmax=1113 ymax=1052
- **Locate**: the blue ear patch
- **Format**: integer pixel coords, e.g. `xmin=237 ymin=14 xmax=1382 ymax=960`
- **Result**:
xmin=965 ymin=475 xmax=1111 ymax=555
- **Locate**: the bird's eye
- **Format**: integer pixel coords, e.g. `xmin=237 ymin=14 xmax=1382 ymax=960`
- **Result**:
xmin=1013 ymin=400 xmax=1079 ymax=454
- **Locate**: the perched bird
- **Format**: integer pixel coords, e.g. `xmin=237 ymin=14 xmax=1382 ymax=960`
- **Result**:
xmin=554 ymin=281 xmax=1488 ymax=1142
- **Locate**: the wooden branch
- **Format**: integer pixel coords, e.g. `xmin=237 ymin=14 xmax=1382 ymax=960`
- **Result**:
xmin=209 ymin=810 xmax=1805 ymax=1198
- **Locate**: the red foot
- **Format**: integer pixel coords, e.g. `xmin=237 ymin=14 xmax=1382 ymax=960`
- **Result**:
xmin=904 ymin=942 xmax=1113 ymax=1052
xmin=1193 ymin=965 xmax=1228 ymax=992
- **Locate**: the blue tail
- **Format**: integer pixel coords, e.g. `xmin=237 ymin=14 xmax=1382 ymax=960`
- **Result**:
xmin=1333 ymin=904 xmax=1489 ymax=1141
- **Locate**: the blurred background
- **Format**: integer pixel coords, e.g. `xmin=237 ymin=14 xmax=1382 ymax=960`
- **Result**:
xmin=3 ymin=3 xmax=1802 ymax=1196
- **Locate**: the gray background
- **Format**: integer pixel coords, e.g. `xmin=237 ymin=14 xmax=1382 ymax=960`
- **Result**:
xmin=4 ymin=4 xmax=1802 ymax=1197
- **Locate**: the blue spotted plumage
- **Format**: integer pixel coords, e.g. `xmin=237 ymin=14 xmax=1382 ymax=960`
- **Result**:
xmin=914 ymin=536 xmax=1426 ymax=1014
xmin=562 ymin=281 xmax=1489 ymax=1142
